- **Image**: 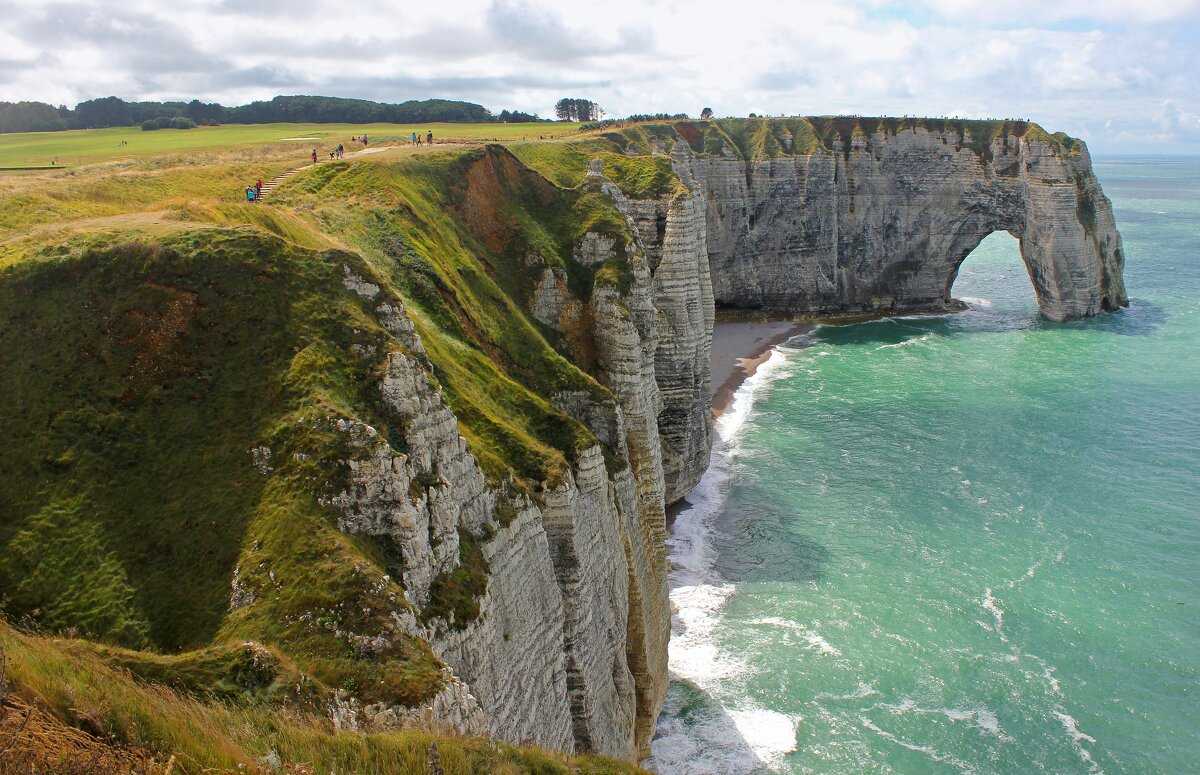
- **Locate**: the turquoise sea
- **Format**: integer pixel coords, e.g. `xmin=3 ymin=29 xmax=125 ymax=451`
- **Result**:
xmin=650 ymin=157 xmax=1200 ymax=774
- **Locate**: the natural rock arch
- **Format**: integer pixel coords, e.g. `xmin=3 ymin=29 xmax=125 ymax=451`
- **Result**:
xmin=675 ymin=122 xmax=1128 ymax=322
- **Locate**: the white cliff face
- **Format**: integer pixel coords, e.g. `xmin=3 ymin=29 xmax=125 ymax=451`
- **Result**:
xmin=583 ymin=157 xmax=715 ymax=507
xmin=328 ymin=268 xmax=658 ymax=759
xmin=689 ymin=125 xmax=1127 ymax=321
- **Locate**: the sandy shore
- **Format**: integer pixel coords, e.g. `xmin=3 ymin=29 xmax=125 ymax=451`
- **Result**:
xmin=710 ymin=314 xmax=812 ymax=416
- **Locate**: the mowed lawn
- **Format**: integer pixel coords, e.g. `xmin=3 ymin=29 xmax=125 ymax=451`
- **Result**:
xmin=0 ymin=121 xmax=578 ymax=168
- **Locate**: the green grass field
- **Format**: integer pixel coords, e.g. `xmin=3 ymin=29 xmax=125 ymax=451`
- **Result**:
xmin=0 ymin=121 xmax=578 ymax=168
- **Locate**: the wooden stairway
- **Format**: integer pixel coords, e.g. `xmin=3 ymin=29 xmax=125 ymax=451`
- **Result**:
xmin=256 ymin=164 xmax=311 ymax=202
xmin=255 ymin=146 xmax=381 ymax=202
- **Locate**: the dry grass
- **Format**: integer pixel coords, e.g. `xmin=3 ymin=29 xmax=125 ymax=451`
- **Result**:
xmin=0 ymin=694 xmax=164 ymax=775
xmin=0 ymin=623 xmax=647 ymax=775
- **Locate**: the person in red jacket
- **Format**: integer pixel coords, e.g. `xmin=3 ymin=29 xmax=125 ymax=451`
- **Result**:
xmin=255 ymin=178 xmax=263 ymax=198
xmin=311 ymin=148 xmax=318 ymax=164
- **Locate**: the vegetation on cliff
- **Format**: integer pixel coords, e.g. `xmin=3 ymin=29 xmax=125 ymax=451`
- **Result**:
xmin=567 ymin=115 xmax=1082 ymax=164
xmin=0 ymin=231 xmax=449 ymax=704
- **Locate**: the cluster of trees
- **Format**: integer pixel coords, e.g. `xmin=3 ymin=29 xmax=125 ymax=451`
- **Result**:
xmin=496 ymin=109 xmax=540 ymax=123
xmin=0 ymin=101 xmax=68 ymax=133
xmin=141 ymin=116 xmax=197 ymax=131
xmin=554 ymin=98 xmax=603 ymax=122
xmin=0 ymin=95 xmax=547 ymax=134
xmin=212 ymin=95 xmax=497 ymax=125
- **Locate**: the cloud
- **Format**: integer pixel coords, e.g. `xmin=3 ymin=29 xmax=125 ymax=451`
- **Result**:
xmin=484 ymin=0 xmax=654 ymax=61
xmin=0 ymin=0 xmax=1197 ymax=152
xmin=20 ymin=2 xmax=213 ymax=73
xmin=754 ymin=69 xmax=817 ymax=92
xmin=900 ymin=0 xmax=1200 ymax=24
xmin=1156 ymin=99 xmax=1200 ymax=141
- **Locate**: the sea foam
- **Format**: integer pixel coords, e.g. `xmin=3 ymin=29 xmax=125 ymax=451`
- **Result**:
xmin=648 ymin=348 xmax=798 ymax=773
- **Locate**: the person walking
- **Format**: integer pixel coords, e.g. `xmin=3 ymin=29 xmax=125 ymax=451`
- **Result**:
xmin=411 ymin=131 xmax=417 ymax=145
xmin=311 ymin=147 xmax=318 ymax=165
xmin=255 ymin=178 xmax=263 ymax=198
xmin=426 ymin=130 xmax=433 ymax=145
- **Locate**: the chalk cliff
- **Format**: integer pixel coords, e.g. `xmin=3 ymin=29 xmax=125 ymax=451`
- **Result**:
xmin=0 ymin=117 xmax=1127 ymax=768
xmin=666 ymin=117 xmax=1128 ymax=321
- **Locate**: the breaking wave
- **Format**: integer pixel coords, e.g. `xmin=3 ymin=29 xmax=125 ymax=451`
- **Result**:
xmin=648 ymin=348 xmax=798 ymax=773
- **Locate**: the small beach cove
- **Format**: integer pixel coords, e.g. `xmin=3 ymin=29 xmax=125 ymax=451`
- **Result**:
xmin=708 ymin=304 xmax=962 ymax=417
xmin=710 ymin=314 xmax=812 ymax=416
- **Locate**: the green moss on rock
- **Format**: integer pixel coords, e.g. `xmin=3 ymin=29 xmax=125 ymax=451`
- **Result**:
xmin=422 ymin=529 xmax=490 ymax=629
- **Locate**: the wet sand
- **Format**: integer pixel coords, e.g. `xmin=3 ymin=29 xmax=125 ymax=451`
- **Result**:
xmin=710 ymin=314 xmax=812 ymax=416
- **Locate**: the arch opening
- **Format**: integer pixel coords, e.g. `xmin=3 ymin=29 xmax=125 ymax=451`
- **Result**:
xmin=946 ymin=230 xmax=1041 ymax=314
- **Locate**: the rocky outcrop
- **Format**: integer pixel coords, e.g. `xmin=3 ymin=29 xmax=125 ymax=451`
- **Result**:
xmin=583 ymin=157 xmax=714 ymax=506
xmin=682 ymin=122 xmax=1126 ymax=321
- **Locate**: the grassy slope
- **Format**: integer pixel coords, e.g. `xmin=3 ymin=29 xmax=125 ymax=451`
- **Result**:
xmin=269 ymin=146 xmax=636 ymax=484
xmin=0 ymin=122 xmax=577 ymax=168
xmin=0 ymin=229 xmax=451 ymax=710
xmin=0 ymin=132 xmax=651 ymax=756
xmin=0 ymin=621 xmax=645 ymax=775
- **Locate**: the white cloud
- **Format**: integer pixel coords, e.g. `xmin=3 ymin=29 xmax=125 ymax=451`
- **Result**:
xmin=2 ymin=0 xmax=1198 ymax=152
xmin=904 ymin=0 xmax=1200 ymax=24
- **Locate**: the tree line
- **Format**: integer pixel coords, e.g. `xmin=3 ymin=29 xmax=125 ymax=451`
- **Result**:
xmin=0 ymin=95 xmax=545 ymax=134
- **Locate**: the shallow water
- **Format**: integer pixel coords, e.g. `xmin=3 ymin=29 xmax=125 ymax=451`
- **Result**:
xmin=650 ymin=156 xmax=1200 ymax=774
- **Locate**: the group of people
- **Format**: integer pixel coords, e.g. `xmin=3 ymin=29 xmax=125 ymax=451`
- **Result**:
xmin=244 ymin=129 xmax=441 ymax=202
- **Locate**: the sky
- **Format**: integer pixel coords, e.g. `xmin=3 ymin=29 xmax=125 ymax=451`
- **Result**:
xmin=2 ymin=0 xmax=1199 ymax=153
